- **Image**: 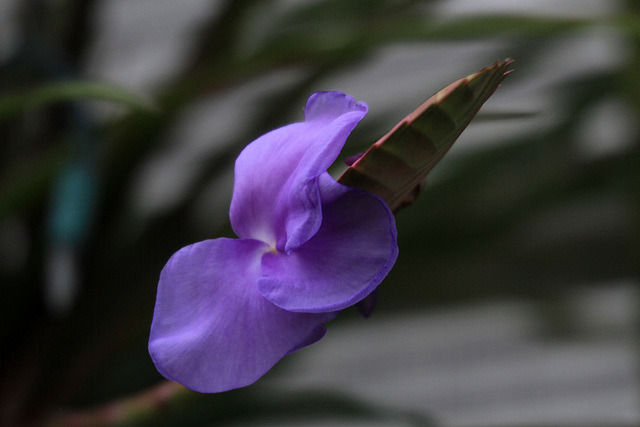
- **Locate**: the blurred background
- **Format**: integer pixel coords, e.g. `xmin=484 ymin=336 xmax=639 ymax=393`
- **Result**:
xmin=0 ymin=0 xmax=638 ymax=425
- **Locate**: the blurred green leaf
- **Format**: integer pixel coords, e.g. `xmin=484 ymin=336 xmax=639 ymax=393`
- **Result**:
xmin=0 ymin=81 xmax=155 ymax=120
xmin=420 ymin=15 xmax=591 ymax=39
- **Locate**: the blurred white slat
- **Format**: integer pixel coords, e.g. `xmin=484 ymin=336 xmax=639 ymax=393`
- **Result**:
xmin=263 ymin=283 xmax=639 ymax=426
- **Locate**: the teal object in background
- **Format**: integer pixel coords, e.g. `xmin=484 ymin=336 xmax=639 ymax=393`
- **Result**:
xmin=45 ymin=158 xmax=97 ymax=316
xmin=48 ymin=160 xmax=97 ymax=246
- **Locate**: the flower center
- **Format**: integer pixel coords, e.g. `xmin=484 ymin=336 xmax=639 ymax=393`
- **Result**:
xmin=259 ymin=239 xmax=278 ymax=255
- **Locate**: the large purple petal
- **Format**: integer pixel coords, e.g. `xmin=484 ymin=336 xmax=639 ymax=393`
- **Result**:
xmin=149 ymin=238 xmax=336 ymax=393
xmin=230 ymin=92 xmax=368 ymax=252
xmin=258 ymin=173 xmax=398 ymax=313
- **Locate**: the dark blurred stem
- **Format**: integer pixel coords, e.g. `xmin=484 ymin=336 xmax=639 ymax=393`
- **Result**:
xmin=44 ymin=381 xmax=186 ymax=427
xmin=622 ymin=0 xmax=640 ymax=390
xmin=58 ymin=0 xmax=98 ymax=68
xmin=43 ymin=380 xmax=437 ymax=427
xmin=0 ymin=0 xmax=98 ymax=422
xmin=621 ymin=5 xmax=640 ymax=279
xmin=187 ymin=0 xmax=256 ymax=70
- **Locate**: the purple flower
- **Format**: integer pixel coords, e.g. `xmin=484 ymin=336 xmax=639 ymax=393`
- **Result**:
xmin=148 ymin=92 xmax=398 ymax=393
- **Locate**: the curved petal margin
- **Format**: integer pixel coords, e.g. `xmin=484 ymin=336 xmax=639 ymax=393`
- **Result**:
xmin=230 ymin=92 xmax=368 ymax=252
xmin=258 ymin=174 xmax=398 ymax=313
xmin=149 ymin=238 xmax=335 ymax=393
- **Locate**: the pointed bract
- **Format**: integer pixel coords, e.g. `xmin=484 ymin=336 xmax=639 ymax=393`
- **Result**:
xmin=338 ymin=59 xmax=513 ymax=212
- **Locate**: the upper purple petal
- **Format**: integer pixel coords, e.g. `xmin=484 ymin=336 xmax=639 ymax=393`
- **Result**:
xmin=148 ymin=238 xmax=335 ymax=393
xmin=229 ymin=92 xmax=368 ymax=251
xmin=257 ymin=173 xmax=398 ymax=313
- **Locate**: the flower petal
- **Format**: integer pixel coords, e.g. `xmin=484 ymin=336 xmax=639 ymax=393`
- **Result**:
xmin=149 ymin=238 xmax=335 ymax=393
xmin=258 ymin=173 xmax=398 ymax=313
xmin=230 ymin=92 xmax=368 ymax=251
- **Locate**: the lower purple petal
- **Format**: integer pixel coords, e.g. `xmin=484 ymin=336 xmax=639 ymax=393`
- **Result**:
xmin=258 ymin=174 xmax=398 ymax=313
xmin=149 ymin=238 xmax=335 ymax=393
